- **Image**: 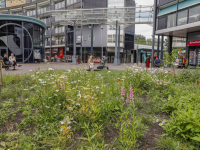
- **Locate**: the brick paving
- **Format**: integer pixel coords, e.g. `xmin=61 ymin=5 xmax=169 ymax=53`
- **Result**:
xmin=1 ymin=62 xmax=181 ymax=75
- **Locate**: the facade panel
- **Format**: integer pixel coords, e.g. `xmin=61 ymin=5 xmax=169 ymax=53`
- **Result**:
xmin=0 ymin=0 xmax=135 ymax=63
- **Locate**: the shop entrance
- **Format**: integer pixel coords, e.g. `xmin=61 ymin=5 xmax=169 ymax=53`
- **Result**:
xmin=189 ymin=46 xmax=200 ymax=66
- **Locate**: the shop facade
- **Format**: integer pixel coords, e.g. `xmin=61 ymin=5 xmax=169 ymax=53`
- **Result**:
xmin=0 ymin=14 xmax=46 ymax=63
xmin=154 ymin=0 xmax=200 ymax=66
xmin=187 ymin=31 xmax=200 ymax=66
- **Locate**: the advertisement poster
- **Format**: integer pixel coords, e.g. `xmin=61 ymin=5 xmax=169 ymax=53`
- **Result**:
xmin=59 ymin=48 xmax=63 ymax=58
xmin=34 ymin=50 xmax=41 ymax=59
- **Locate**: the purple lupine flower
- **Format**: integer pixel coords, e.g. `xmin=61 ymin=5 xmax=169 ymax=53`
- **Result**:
xmin=121 ymin=86 xmax=125 ymax=100
xmin=129 ymin=86 xmax=134 ymax=102
xmin=126 ymin=98 xmax=129 ymax=104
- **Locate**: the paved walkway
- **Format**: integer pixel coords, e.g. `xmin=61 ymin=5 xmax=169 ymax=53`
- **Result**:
xmin=1 ymin=62 xmax=179 ymax=75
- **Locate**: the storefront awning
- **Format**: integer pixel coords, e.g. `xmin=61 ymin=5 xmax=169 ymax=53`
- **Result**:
xmin=178 ymin=0 xmax=200 ymax=10
xmin=158 ymin=4 xmax=177 ymax=17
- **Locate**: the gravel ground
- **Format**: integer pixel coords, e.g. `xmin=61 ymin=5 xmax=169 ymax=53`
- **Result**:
xmin=1 ymin=62 xmax=182 ymax=75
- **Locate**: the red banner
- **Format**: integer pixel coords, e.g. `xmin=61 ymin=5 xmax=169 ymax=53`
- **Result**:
xmin=59 ymin=48 xmax=63 ymax=58
xmin=188 ymin=40 xmax=200 ymax=46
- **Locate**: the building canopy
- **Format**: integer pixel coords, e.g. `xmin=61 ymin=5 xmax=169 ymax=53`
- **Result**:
xmin=49 ymin=6 xmax=154 ymax=28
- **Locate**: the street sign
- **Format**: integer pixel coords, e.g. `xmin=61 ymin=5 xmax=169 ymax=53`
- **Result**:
xmin=147 ymin=53 xmax=151 ymax=56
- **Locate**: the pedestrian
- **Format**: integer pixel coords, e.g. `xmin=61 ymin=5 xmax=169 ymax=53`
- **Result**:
xmin=88 ymin=54 xmax=95 ymax=71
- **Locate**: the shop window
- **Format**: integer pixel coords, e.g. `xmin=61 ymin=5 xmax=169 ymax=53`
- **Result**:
xmin=178 ymin=9 xmax=188 ymax=26
xmin=157 ymin=16 xmax=167 ymax=30
xmin=167 ymin=13 xmax=176 ymax=28
xmin=189 ymin=5 xmax=200 ymax=23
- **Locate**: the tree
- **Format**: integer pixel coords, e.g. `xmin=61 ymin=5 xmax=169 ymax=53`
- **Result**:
xmin=134 ymin=34 xmax=146 ymax=45
xmin=146 ymin=38 xmax=152 ymax=45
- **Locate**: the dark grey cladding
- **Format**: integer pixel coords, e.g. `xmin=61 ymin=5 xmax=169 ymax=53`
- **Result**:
xmin=157 ymin=0 xmax=176 ymax=7
xmin=83 ymin=0 xmax=107 ymax=8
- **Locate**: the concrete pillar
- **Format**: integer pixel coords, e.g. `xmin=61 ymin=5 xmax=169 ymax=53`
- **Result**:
xmin=168 ymin=36 xmax=173 ymax=54
xmin=72 ymin=22 xmax=77 ymax=65
xmin=36 ymin=3 xmax=38 ymax=18
xmin=151 ymin=0 xmax=157 ymax=67
xmin=64 ymin=0 xmax=67 ymax=63
xmin=113 ymin=20 xmax=119 ymax=66
xmin=22 ymin=22 xmax=24 ymax=63
xmin=118 ymin=25 xmax=121 ymax=65
xmin=157 ymin=35 xmax=160 ymax=58
xmin=186 ymin=33 xmax=189 ymax=61
xmin=126 ymin=49 xmax=128 ymax=63
xmin=91 ymin=24 xmax=93 ymax=55
xmin=161 ymin=36 xmax=164 ymax=60
xmin=50 ymin=0 xmax=52 ymax=61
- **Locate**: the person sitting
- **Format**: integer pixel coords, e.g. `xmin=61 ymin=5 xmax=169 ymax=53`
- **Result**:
xmin=155 ymin=57 xmax=160 ymax=64
xmin=9 ymin=53 xmax=17 ymax=70
xmin=3 ymin=53 xmax=10 ymax=65
xmin=88 ymin=54 xmax=95 ymax=71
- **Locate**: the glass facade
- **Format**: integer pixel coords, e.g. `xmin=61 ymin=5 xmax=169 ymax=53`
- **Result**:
xmin=167 ymin=13 xmax=176 ymax=28
xmin=189 ymin=5 xmax=200 ymax=23
xmin=157 ymin=4 xmax=200 ymax=30
xmin=0 ymin=20 xmax=45 ymax=63
xmin=177 ymin=9 xmax=188 ymax=26
xmin=0 ymin=0 xmax=6 ymax=8
xmin=108 ymin=0 xmax=124 ymax=7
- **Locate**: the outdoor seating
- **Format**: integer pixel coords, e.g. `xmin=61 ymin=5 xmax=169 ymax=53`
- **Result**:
xmin=1 ymin=60 xmax=11 ymax=71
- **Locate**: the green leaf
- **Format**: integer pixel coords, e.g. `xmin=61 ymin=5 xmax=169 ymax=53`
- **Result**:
xmin=191 ymin=136 xmax=200 ymax=142
xmin=0 ymin=141 xmax=5 ymax=147
xmin=183 ymin=124 xmax=193 ymax=132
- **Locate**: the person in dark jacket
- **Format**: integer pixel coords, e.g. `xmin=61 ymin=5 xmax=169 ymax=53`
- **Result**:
xmin=3 ymin=53 xmax=10 ymax=65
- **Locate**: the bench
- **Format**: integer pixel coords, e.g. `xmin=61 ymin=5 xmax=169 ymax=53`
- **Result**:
xmin=1 ymin=60 xmax=11 ymax=71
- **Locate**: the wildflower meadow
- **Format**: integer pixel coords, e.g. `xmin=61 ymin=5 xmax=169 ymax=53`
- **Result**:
xmin=0 ymin=65 xmax=200 ymax=149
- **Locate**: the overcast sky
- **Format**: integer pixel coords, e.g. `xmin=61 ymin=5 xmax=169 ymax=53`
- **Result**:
xmin=135 ymin=0 xmax=154 ymax=38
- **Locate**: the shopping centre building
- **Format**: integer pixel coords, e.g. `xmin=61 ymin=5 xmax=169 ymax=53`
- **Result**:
xmin=0 ymin=14 xmax=46 ymax=63
xmin=0 ymin=0 xmax=135 ymax=63
xmin=155 ymin=0 xmax=200 ymax=66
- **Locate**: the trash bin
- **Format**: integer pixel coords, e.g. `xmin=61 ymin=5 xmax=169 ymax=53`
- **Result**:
xmin=146 ymin=57 xmax=150 ymax=68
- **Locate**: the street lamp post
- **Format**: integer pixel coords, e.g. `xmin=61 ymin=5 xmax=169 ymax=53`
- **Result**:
xmin=101 ymin=25 xmax=103 ymax=59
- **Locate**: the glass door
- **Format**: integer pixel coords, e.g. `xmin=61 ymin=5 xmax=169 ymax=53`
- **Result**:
xmin=0 ymin=48 xmax=8 ymax=59
xmin=197 ymin=48 xmax=200 ymax=66
xmin=189 ymin=48 xmax=197 ymax=65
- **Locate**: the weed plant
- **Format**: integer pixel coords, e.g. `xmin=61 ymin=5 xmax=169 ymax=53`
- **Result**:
xmin=0 ymin=65 xmax=200 ymax=149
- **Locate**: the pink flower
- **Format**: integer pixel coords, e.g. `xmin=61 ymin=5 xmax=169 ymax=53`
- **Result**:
xmin=129 ymin=86 xmax=134 ymax=101
xmin=126 ymin=98 xmax=129 ymax=104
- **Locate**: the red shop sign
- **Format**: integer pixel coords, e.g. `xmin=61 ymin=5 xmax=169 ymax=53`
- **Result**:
xmin=188 ymin=40 xmax=200 ymax=46
xmin=52 ymin=51 xmax=57 ymax=54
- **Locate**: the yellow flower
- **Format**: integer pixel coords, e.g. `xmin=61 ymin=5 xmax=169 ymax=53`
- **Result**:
xmin=65 ymin=129 xmax=69 ymax=132
xmin=61 ymin=126 xmax=66 ymax=130
xmin=67 ymin=134 xmax=71 ymax=138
